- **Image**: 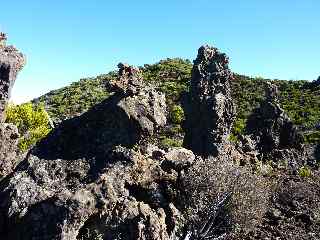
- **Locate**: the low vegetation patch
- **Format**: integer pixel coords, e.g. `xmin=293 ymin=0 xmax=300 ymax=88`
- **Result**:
xmin=5 ymin=103 xmax=52 ymax=152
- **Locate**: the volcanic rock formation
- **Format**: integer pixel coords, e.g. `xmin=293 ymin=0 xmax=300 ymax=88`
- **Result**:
xmin=0 ymin=63 xmax=179 ymax=240
xmin=0 ymin=32 xmax=25 ymax=121
xmin=183 ymin=45 xmax=236 ymax=157
xmin=0 ymin=33 xmax=25 ymax=179
xmin=1 ymin=42 xmax=319 ymax=240
xmin=246 ymin=82 xmax=305 ymax=166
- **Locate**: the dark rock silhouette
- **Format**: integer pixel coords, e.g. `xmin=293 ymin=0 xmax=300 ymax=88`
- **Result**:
xmin=246 ymin=82 xmax=303 ymax=153
xmin=245 ymin=82 xmax=305 ymax=169
xmin=183 ymin=45 xmax=235 ymax=157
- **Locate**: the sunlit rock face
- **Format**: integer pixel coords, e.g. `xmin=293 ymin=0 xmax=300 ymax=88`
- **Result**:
xmin=183 ymin=45 xmax=235 ymax=157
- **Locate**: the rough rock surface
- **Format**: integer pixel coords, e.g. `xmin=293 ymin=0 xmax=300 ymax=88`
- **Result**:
xmin=246 ymin=82 xmax=305 ymax=166
xmin=183 ymin=45 xmax=236 ymax=157
xmin=107 ymin=63 xmax=144 ymax=95
xmin=0 ymin=43 xmax=318 ymax=240
xmin=0 ymin=123 xmax=20 ymax=179
xmin=33 ymin=64 xmax=166 ymax=173
xmin=0 ymin=32 xmax=25 ymax=121
xmin=0 ymin=64 xmax=185 ymax=240
xmin=0 ymin=33 xmax=25 ymax=180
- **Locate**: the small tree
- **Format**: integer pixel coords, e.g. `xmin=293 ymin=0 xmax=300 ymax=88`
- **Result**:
xmin=5 ymin=103 xmax=51 ymax=152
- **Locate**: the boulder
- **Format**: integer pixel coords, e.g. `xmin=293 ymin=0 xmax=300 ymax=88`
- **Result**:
xmin=183 ymin=45 xmax=235 ymax=157
xmin=161 ymin=147 xmax=195 ymax=172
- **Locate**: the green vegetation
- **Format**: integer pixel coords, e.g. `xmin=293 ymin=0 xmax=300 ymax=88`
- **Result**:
xmin=33 ymin=74 xmax=114 ymax=121
xmin=304 ymin=131 xmax=320 ymax=144
xmin=298 ymin=166 xmax=312 ymax=178
xmin=170 ymin=105 xmax=185 ymax=124
xmin=5 ymin=103 xmax=52 ymax=152
xmin=29 ymin=58 xmax=320 ymax=144
xmin=160 ymin=137 xmax=183 ymax=148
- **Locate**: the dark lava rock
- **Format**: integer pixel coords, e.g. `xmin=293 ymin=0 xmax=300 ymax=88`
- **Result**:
xmin=107 ymin=62 xmax=144 ymax=95
xmin=183 ymin=45 xmax=235 ymax=157
xmin=0 ymin=64 xmax=183 ymax=240
xmin=34 ymin=64 xmax=166 ymax=175
xmin=246 ymin=82 xmax=305 ymax=166
xmin=0 ymin=32 xmax=25 ymax=121
xmin=0 ymin=123 xmax=20 ymax=179
xmin=0 ymin=33 xmax=25 ymax=180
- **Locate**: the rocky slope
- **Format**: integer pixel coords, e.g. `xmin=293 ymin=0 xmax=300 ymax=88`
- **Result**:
xmin=0 ymin=34 xmax=319 ymax=240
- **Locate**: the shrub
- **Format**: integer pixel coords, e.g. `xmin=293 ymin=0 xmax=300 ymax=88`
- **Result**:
xmin=298 ymin=166 xmax=312 ymax=178
xmin=170 ymin=105 xmax=185 ymax=124
xmin=5 ymin=103 xmax=52 ymax=152
xmin=160 ymin=137 xmax=183 ymax=148
xmin=304 ymin=131 xmax=320 ymax=144
xmin=180 ymin=157 xmax=270 ymax=236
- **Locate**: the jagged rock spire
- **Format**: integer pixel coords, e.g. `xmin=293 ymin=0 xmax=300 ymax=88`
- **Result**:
xmin=107 ymin=63 xmax=143 ymax=95
xmin=0 ymin=32 xmax=25 ymax=121
xmin=246 ymin=81 xmax=303 ymax=154
xmin=265 ymin=81 xmax=279 ymax=103
xmin=183 ymin=45 xmax=235 ymax=157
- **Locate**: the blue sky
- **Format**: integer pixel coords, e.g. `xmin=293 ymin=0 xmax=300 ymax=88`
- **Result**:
xmin=1 ymin=0 xmax=319 ymax=103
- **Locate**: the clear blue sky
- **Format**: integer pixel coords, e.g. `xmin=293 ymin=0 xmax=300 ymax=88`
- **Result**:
xmin=1 ymin=0 xmax=319 ymax=103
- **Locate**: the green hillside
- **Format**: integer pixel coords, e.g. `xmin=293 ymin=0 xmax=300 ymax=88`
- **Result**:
xmin=33 ymin=58 xmax=320 ymax=144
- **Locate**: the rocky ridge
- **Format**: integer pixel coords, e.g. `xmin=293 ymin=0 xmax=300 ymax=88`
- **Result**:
xmin=0 ymin=37 xmax=319 ymax=240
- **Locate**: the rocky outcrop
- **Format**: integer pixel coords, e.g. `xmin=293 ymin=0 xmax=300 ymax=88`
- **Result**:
xmin=0 ymin=33 xmax=25 ymax=180
xmin=108 ymin=63 xmax=144 ymax=95
xmin=0 ymin=64 xmax=184 ymax=240
xmin=183 ymin=45 xmax=235 ymax=157
xmin=0 ymin=32 xmax=25 ymax=121
xmin=33 ymin=64 xmax=166 ymax=169
xmin=246 ymin=82 xmax=305 ymax=167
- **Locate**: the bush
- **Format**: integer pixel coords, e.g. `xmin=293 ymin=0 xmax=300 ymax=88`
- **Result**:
xmin=5 ymin=103 xmax=52 ymax=152
xmin=304 ymin=131 xmax=320 ymax=144
xmin=160 ymin=137 xmax=183 ymax=148
xmin=298 ymin=166 xmax=312 ymax=178
xmin=170 ymin=105 xmax=185 ymax=124
xmin=180 ymin=157 xmax=270 ymax=236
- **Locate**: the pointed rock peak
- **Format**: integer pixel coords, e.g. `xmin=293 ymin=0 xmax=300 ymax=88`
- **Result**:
xmin=183 ymin=45 xmax=235 ymax=157
xmin=265 ymin=81 xmax=279 ymax=103
xmin=190 ymin=45 xmax=234 ymax=102
xmin=108 ymin=63 xmax=143 ymax=94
